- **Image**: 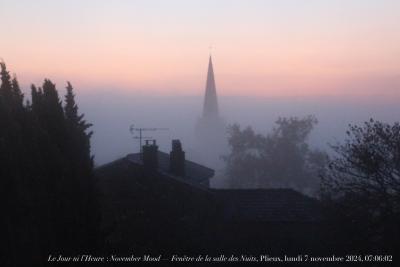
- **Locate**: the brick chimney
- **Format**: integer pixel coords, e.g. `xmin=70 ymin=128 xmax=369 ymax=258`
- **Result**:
xmin=169 ymin=140 xmax=185 ymax=176
xmin=142 ymin=140 xmax=158 ymax=170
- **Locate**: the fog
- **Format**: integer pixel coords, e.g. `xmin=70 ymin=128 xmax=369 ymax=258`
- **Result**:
xmin=77 ymin=91 xmax=400 ymax=170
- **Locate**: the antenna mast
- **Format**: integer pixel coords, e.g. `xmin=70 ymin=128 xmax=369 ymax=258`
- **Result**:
xmin=129 ymin=124 xmax=169 ymax=155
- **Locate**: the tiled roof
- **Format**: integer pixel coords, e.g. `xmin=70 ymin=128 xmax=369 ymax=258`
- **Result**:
xmin=213 ymin=189 xmax=321 ymax=222
xmin=127 ymin=151 xmax=214 ymax=187
xmin=96 ymin=156 xmax=320 ymax=223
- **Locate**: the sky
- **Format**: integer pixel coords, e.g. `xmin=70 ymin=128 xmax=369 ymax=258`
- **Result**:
xmin=1 ymin=0 xmax=399 ymax=96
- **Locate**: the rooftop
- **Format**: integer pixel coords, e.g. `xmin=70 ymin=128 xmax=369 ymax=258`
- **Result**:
xmin=127 ymin=151 xmax=214 ymax=188
xmin=213 ymin=188 xmax=322 ymax=222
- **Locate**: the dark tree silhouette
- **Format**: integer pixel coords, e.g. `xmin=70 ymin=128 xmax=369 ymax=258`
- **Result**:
xmin=11 ymin=75 xmax=24 ymax=106
xmin=321 ymin=119 xmax=400 ymax=254
xmin=65 ymin=82 xmax=79 ymax=121
xmin=0 ymin=61 xmax=24 ymax=265
xmin=0 ymin=62 xmax=102 ymax=265
xmin=224 ymin=115 xmax=326 ymax=194
xmin=0 ymin=62 xmax=13 ymax=102
xmin=63 ymin=81 xmax=101 ymax=251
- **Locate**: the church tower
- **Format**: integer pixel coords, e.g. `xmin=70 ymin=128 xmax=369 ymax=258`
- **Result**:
xmin=194 ymin=55 xmax=227 ymax=170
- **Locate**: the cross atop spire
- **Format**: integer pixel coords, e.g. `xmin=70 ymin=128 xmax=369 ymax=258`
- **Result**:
xmin=202 ymin=55 xmax=219 ymax=118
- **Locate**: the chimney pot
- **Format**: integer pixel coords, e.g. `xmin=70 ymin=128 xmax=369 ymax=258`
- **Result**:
xmin=143 ymin=139 xmax=158 ymax=170
xmin=170 ymin=140 xmax=185 ymax=176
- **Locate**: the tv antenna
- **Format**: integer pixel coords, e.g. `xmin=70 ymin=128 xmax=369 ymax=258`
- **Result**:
xmin=129 ymin=124 xmax=169 ymax=154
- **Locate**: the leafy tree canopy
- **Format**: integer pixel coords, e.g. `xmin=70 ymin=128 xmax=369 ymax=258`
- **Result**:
xmin=224 ymin=115 xmax=326 ymax=194
xmin=321 ymin=119 xmax=400 ymax=253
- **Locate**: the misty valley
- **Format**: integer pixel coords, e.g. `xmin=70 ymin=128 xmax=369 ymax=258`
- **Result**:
xmin=1 ymin=54 xmax=399 ymax=267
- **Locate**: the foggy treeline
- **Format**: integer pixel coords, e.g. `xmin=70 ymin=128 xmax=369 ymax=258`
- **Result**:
xmin=223 ymin=115 xmax=400 ymax=254
xmin=223 ymin=117 xmax=400 ymax=254
xmin=223 ymin=115 xmax=327 ymax=194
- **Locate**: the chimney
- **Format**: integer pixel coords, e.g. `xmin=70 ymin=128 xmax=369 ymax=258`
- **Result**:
xmin=142 ymin=140 xmax=158 ymax=170
xmin=169 ymin=140 xmax=185 ymax=176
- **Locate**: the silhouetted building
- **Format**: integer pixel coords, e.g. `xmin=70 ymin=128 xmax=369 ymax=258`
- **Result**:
xmin=95 ymin=143 xmax=325 ymax=255
xmin=95 ymin=140 xmax=215 ymax=253
xmin=209 ymin=189 xmax=324 ymax=254
xmin=194 ymin=55 xmax=227 ymax=170
xmin=98 ymin=140 xmax=214 ymax=188
xmin=213 ymin=188 xmax=321 ymax=222
xmin=131 ymin=140 xmax=213 ymax=187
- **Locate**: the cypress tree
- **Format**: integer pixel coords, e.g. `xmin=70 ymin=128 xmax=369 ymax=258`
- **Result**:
xmin=1 ymin=64 xmax=103 ymax=264
xmin=0 ymin=62 xmax=13 ymax=102
xmin=37 ymin=79 xmax=67 ymax=155
xmin=11 ymin=75 xmax=24 ymax=107
xmin=65 ymin=81 xmax=79 ymax=123
xmin=64 ymin=82 xmax=100 ymax=251
xmin=0 ymin=62 xmax=30 ymax=265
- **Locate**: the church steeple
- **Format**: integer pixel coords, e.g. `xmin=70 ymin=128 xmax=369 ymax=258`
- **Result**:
xmin=202 ymin=55 xmax=219 ymax=118
xmin=194 ymin=54 xmax=227 ymax=169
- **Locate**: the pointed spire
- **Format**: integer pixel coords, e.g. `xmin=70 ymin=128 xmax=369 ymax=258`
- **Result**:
xmin=202 ymin=55 xmax=219 ymax=118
